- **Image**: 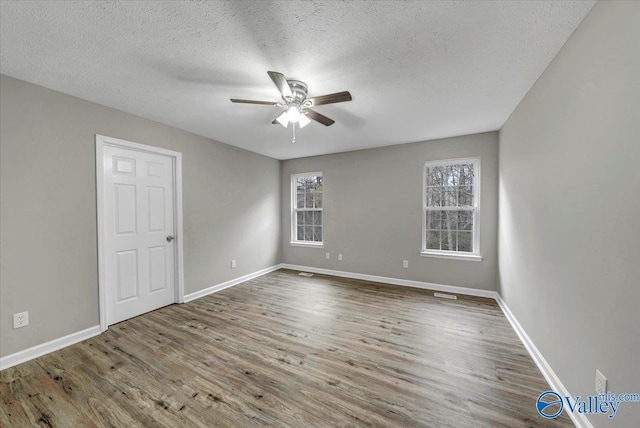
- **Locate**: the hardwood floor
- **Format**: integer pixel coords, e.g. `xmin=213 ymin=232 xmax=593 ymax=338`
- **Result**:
xmin=1 ymin=269 xmax=573 ymax=427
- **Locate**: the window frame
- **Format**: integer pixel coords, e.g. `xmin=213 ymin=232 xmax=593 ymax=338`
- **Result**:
xmin=290 ymin=171 xmax=324 ymax=248
xmin=421 ymin=157 xmax=482 ymax=262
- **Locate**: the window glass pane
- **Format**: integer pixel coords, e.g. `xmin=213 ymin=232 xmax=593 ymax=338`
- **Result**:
xmin=443 ymin=186 xmax=457 ymax=207
xmin=426 ymin=188 xmax=441 ymax=207
xmin=443 ymin=165 xmax=458 ymax=186
xmin=296 ymin=192 xmax=305 ymax=209
xmin=305 ymin=192 xmax=314 ymax=209
xmin=296 ymin=211 xmax=304 ymax=225
xmin=444 ymin=211 xmax=458 ymax=230
xmin=304 ymin=226 xmax=313 ymax=241
xmin=297 ymin=226 xmax=304 ymax=241
xmin=457 ymin=231 xmax=472 ymax=252
xmin=296 ymin=178 xmax=305 ymax=193
xmin=426 ymin=230 xmax=441 ymax=250
xmin=306 ymin=177 xmax=316 ymax=192
xmin=459 ymin=164 xmax=474 ymax=185
xmin=441 ymin=230 xmax=457 ymax=251
xmin=425 ymin=169 xmax=433 ymax=186
xmin=440 ymin=210 xmax=448 ymax=230
xmin=458 ymin=210 xmax=473 ymax=230
xmin=458 ymin=186 xmax=473 ymax=206
xmin=427 ymin=167 xmax=444 ymax=186
xmin=451 ymin=164 xmax=461 ymax=186
xmin=426 ymin=210 xmax=441 ymax=230
xmin=313 ymin=226 xmax=322 ymax=242
xmin=304 ymin=211 xmax=313 ymax=225
xmin=315 ymin=176 xmax=323 ymax=190
xmin=313 ymin=191 xmax=322 ymax=208
xmin=313 ymin=211 xmax=322 ymax=225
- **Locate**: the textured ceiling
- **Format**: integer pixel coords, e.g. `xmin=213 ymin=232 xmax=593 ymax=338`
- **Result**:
xmin=0 ymin=1 xmax=595 ymax=160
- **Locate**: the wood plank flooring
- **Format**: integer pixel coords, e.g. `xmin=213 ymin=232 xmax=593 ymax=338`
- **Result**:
xmin=1 ymin=269 xmax=573 ymax=427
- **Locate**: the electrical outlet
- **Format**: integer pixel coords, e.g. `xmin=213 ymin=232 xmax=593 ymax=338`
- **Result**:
xmin=338 ymin=254 xmax=343 ymax=261
xmin=231 ymin=259 xmax=237 ymax=269
xmin=325 ymin=252 xmax=330 ymax=260
xmin=13 ymin=311 xmax=29 ymax=329
xmin=595 ymin=370 xmax=607 ymax=394
xmin=403 ymin=260 xmax=409 ymax=268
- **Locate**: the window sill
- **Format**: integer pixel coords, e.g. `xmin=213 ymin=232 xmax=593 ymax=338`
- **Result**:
xmin=290 ymin=241 xmax=324 ymax=248
xmin=420 ymin=251 xmax=482 ymax=262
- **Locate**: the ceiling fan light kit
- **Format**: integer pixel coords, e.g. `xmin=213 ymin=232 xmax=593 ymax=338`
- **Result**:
xmin=298 ymin=113 xmax=311 ymax=128
xmin=277 ymin=108 xmax=311 ymax=129
xmin=231 ymin=71 xmax=352 ymax=143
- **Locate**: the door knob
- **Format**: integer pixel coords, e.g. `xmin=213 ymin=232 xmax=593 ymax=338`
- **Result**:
xmin=166 ymin=235 xmax=174 ymax=242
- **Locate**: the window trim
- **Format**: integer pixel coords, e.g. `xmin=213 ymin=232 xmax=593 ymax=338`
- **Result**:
xmin=290 ymin=171 xmax=324 ymax=248
xmin=421 ymin=157 xmax=481 ymax=261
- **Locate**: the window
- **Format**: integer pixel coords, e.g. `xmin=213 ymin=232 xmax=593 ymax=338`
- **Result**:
xmin=291 ymin=172 xmax=323 ymax=246
xmin=422 ymin=158 xmax=481 ymax=261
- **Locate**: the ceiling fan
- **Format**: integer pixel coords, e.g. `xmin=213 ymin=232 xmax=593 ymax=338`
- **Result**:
xmin=231 ymin=71 xmax=352 ymax=141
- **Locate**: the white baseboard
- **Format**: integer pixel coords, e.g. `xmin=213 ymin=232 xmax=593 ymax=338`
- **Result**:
xmin=495 ymin=295 xmax=593 ymax=428
xmin=279 ymin=263 xmax=498 ymax=299
xmin=183 ymin=264 xmax=281 ymax=303
xmin=0 ymin=325 xmax=101 ymax=371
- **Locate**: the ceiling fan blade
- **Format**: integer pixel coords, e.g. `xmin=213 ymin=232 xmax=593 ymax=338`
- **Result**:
xmin=230 ymin=98 xmax=277 ymax=105
xmin=306 ymin=109 xmax=335 ymax=126
xmin=267 ymin=71 xmax=293 ymax=100
xmin=306 ymin=91 xmax=352 ymax=107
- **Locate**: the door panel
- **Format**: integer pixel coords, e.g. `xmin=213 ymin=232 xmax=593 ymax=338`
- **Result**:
xmin=103 ymin=144 xmax=176 ymax=326
xmin=147 ymin=187 xmax=165 ymax=232
xmin=113 ymin=156 xmax=136 ymax=175
xmin=147 ymin=161 xmax=164 ymax=177
xmin=116 ymin=250 xmax=138 ymax=301
xmin=115 ymin=184 xmax=137 ymax=234
xmin=148 ymin=246 xmax=167 ymax=293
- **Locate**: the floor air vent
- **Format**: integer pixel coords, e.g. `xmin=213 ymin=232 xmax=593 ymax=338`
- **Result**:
xmin=298 ymin=272 xmax=314 ymax=277
xmin=434 ymin=292 xmax=457 ymax=300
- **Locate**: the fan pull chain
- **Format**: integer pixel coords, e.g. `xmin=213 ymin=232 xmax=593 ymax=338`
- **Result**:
xmin=292 ymin=122 xmax=296 ymax=144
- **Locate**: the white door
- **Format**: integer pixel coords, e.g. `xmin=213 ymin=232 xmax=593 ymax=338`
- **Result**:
xmin=102 ymin=144 xmax=176 ymax=326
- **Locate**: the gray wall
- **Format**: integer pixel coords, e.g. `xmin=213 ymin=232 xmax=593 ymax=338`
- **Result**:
xmin=498 ymin=2 xmax=640 ymax=427
xmin=0 ymin=75 xmax=281 ymax=357
xmin=281 ymin=132 xmax=498 ymax=291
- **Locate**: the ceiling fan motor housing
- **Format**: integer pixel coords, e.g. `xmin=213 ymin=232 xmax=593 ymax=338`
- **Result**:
xmin=286 ymin=80 xmax=308 ymax=105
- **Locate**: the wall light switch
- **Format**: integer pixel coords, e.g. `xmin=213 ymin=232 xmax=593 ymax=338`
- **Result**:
xmin=403 ymin=260 xmax=409 ymax=268
xmin=338 ymin=254 xmax=343 ymax=261
xmin=231 ymin=259 xmax=237 ymax=269
xmin=326 ymin=252 xmax=330 ymax=260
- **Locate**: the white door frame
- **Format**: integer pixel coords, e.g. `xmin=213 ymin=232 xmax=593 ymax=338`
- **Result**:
xmin=95 ymin=134 xmax=185 ymax=332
